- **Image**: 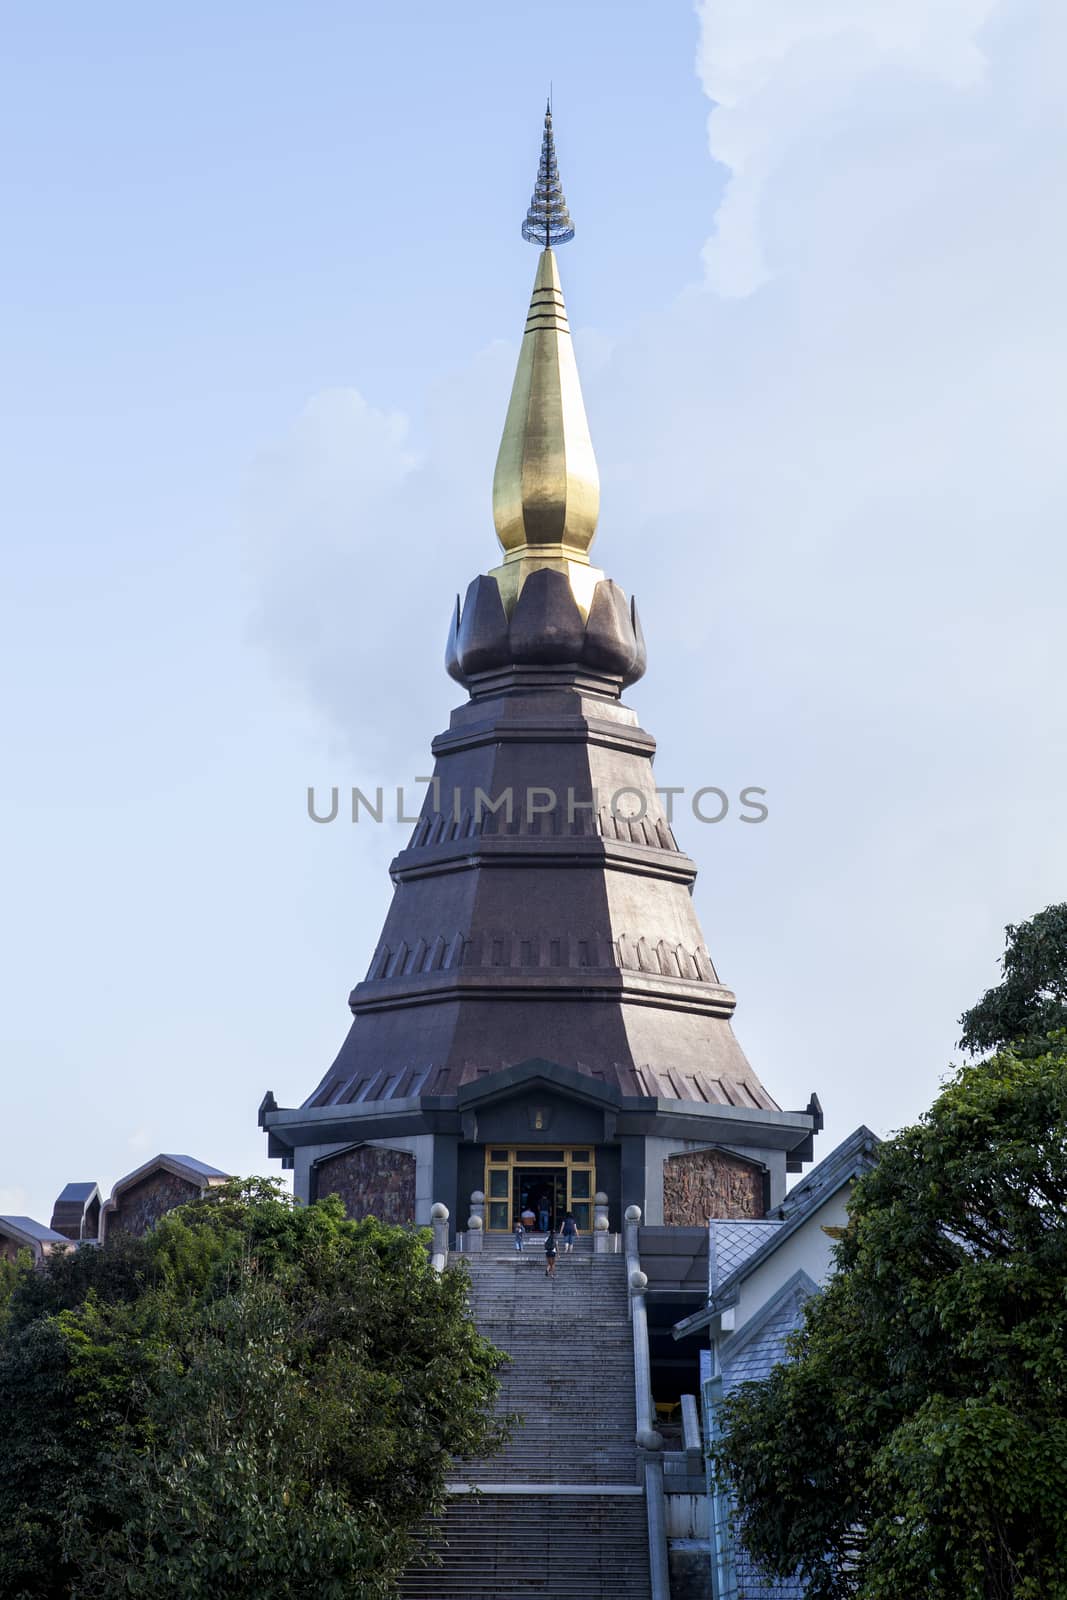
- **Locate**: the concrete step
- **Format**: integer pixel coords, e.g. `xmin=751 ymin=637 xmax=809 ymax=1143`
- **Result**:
xmin=451 ymin=1258 xmax=638 ymax=1485
xmin=399 ymin=1495 xmax=651 ymax=1600
xmin=465 ymin=1235 xmax=606 ymax=1256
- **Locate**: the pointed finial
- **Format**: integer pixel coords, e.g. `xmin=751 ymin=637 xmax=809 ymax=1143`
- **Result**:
xmin=522 ymin=100 xmax=574 ymax=249
xmin=492 ymin=133 xmax=601 ymax=617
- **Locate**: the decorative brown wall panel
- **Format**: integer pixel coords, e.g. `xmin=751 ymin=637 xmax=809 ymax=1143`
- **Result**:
xmin=315 ymin=1146 xmax=416 ymax=1225
xmin=662 ymin=1148 xmax=763 ymax=1224
xmin=109 ymin=1171 xmax=201 ymax=1237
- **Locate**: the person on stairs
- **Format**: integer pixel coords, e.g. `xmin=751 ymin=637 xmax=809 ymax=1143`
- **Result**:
xmin=544 ymin=1228 xmax=559 ymax=1277
xmin=513 ymin=1219 xmax=526 ymax=1252
xmin=537 ymin=1194 xmax=550 ymax=1233
xmin=560 ymin=1212 xmax=579 ymax=1253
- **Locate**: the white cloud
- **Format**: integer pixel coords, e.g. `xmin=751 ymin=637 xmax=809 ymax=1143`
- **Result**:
xmin=697 ymin=0 xmax=1001 ymax=294
xmin=244 ymin=355 xmax=513 ymax=771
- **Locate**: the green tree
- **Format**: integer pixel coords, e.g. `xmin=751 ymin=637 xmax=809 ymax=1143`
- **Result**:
xmin=712 ymin=919 xmax=1067 ymax=1598
xmin=959 ymin=902 xmax=1067 ymax=1056
xmin=0 ymin=1181 xmax=506 ymax=1600
xmin=0 ymin=1247 xmax=32 ymax=1328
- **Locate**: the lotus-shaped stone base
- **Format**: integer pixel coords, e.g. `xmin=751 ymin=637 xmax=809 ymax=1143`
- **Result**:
xmin=446 ymin=567 xmax=646 ymax=688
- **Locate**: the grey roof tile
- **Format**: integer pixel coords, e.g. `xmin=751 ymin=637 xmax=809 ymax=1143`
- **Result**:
xmin=723 ymin=1289 xmax=806 ymax=1392
xmin=0 ymin=1215 xmax=69 ymax=1244
xmin=709 ymin=1220 xmax=782 ymax=1294
xmin=55 ymin=1182 xmax=98 ymax=1203
xmin=159 ymin=1156 xmax=229 ymax=1179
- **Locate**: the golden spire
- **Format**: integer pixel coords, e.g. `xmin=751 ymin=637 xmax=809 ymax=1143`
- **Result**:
xmin=490 ymin=105 xmax=603 ymax=618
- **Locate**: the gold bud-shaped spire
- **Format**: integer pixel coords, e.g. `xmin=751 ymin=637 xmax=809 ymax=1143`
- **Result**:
xmin=490 ymin=249 xmax=602 ymax=616
xmin=489 ymin=110 xmax=602 ymax=618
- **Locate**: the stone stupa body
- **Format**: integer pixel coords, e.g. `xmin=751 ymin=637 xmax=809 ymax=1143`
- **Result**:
xmin=262 ymin=107 xmax=820 ymax=1238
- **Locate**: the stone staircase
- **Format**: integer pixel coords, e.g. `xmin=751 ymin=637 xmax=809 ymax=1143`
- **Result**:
xmin=400 ymin=1493 xmax=650 ymax=1599
xmin=400 ymin=1241 xmax=651 ymax=1599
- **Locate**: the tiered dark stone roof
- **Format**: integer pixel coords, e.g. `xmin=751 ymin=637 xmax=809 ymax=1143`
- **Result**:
xmin=303 ymin=567 xmax=780 ymax=1115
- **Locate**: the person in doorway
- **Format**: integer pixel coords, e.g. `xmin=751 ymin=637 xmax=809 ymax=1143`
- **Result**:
xmin=560 ymin=1212 xmax=579 ymax=1253
xmin=513 ymin=1219 xmax=525 ymax=1252
xmin=544 ymin=1228 xmax=559 ymax=1277
xmin=537 ymin=1194 xmax=550 ymax=1233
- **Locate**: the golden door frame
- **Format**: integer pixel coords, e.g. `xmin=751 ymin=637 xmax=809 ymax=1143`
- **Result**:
xmin=483 ymin=1146 xmax=596 ymax=1233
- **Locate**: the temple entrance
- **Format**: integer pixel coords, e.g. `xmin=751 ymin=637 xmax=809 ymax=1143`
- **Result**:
xmin=483 ymin=1147 xmax=595 ymax=1233
xmin=514 ymin=1168 xmax=566 ymax=1233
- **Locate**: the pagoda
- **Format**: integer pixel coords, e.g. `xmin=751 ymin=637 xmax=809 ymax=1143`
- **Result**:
xmin=262 ymin=106 xmax=820 ymax=1238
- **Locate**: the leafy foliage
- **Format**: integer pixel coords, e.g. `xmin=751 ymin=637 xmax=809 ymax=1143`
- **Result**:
xmin=0 ymin=1247 xmax=32 ymax=1327
xmin=0 ymin=1180 xmax=506 ymax=1599
xmin=712 ymin=1043 xmax=1067 ymax=1600
xmin=960 ymin=902 xmax=1067 ymax=1056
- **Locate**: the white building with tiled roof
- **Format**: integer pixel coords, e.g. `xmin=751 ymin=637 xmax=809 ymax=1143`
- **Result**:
xmin=673 ymin=1127 xmax=881 ymax=1599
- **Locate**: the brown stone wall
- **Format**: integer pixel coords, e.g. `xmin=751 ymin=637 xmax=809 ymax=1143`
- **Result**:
xmin=662 ymin=1148 xmax=764 ymax=1224
xmin=109 ymin=1170 xmax=202 ymax=1237
xmin=315 ymin=1146 xmax=416 ymax=1225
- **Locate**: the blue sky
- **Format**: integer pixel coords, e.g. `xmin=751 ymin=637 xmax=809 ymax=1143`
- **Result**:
xmin=3 ymin=1 xmax=1064 ymax=1223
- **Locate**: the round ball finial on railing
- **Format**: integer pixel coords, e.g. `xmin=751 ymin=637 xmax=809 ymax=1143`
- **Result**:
xmin=470 ymin=1190 xmax=485 ymax=1204
xmin=593 ymin=1214 xmax=610 ymax=1231
xmin=624 ymin=1204 xmax=642 ymax=1223
xmin=636 ymin=1426 xmax=664 ymax=1452
xmin=594 ymin=1191 xmax=608 ymax=1206
xmin=430 ymin=1203 xmax=450 ymax=1222
xmin=629 ymin=1269 xmax=648 ymax=1294
xmin=466 ymin=1213 xmax=484 ymax=1230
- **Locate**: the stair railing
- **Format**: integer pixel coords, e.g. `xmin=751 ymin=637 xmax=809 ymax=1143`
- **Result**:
xmin=429 ymin=1202 xmax=449 ymax=1273
xmin=624 ymin=1204 xmax=671 ymax=1600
